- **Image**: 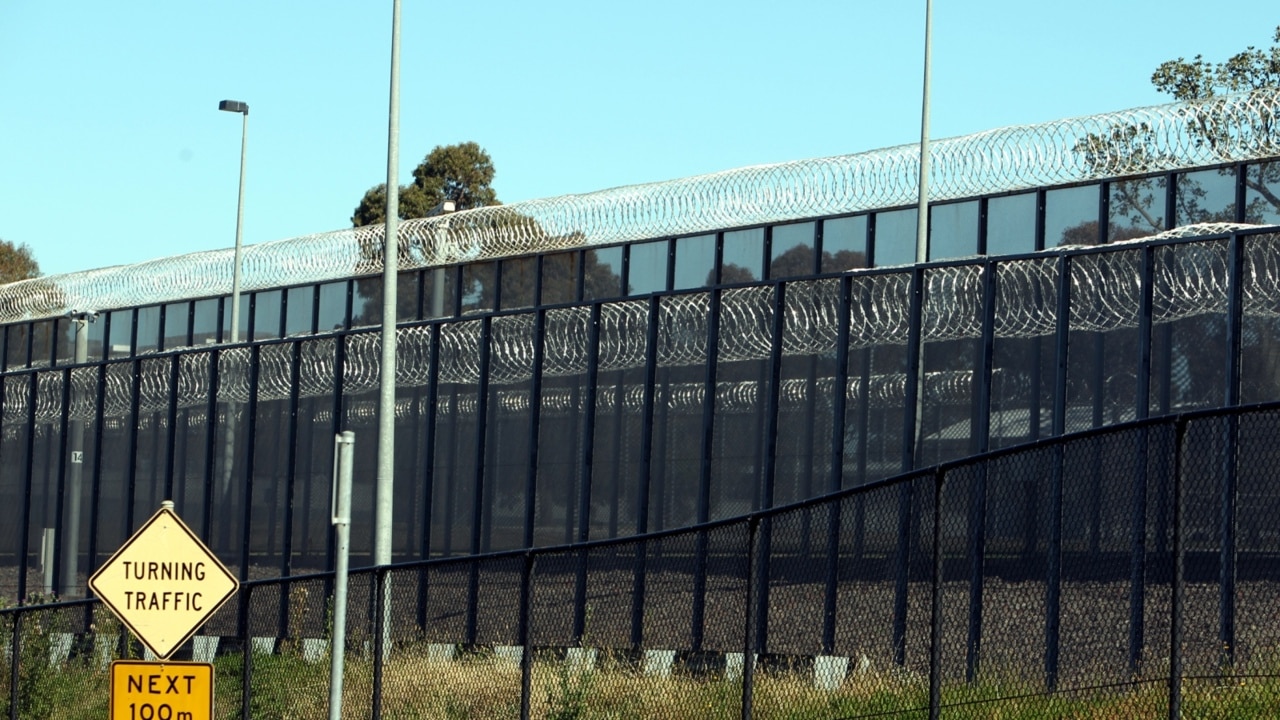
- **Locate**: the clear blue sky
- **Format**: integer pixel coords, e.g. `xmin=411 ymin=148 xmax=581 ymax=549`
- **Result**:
xmin=2 ymin=1 xmax=1276 ymax=278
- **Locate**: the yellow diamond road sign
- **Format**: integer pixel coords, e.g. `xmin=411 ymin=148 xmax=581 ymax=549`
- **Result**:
xmin=90 ymin=506 xmax=238 ymax=660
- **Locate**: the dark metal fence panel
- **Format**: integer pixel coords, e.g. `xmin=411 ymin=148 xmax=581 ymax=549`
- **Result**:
xmin=9 ymin=405 xmax=1280 ymax=717
xmin=1239 ymin=233 xmax=1280 ymax=404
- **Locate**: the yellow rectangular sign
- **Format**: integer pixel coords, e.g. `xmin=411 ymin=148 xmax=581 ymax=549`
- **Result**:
xmin=110 ymin=660 xmax=214 ymax=720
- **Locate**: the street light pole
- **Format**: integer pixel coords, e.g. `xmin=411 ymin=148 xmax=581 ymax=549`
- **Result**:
xmin=218 ymin=100 xmax=249 ymax=343
xmin=915 ymin=0 xmax=933 ymax=265
xmin=218 ymin=100 xmax=249 ymax=555
xmin=375 ymin=0 xmax=403 ymax=570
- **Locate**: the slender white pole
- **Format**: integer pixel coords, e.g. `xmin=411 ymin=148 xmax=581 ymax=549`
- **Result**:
xmin=328 ymin=431 xmax=355 ymax=720
xmin=375 ymin=0 xmax=402 ymax=570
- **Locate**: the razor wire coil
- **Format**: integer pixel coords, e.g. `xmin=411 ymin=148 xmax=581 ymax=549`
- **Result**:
xmin=7 ymin=228 xmax=1280 ymax=427
xmin=1 ymin=90 xmax=1279 ymax=322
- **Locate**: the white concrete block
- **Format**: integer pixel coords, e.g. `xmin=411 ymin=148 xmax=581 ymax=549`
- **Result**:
xmin=301 ymin=638 xmax=328 ymax=663
xmin=813 ymin=655 xmax=849 ymax=691
xmin=48 ymin=632 xmax=73 ymax=665
xmin=493 ymin=644 xmax=523 ymax=670
xmin=192 ymin=636 xmax=220 ymax=663
xmin=724 ymin=652 xmax=757 ymax=683
xmin=426 ymin=643 xmax=455 ymax=663
xmin=643 ymin=649 xmax=675 ymax=677
xmin=565 ymin=647 xmax=596 ymax=672
xmin=94 ymin=634 xmax=115 ymax=670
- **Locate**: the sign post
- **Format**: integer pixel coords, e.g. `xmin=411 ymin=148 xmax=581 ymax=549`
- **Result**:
xmin=91 ymin=502 xmax=237 ymax=720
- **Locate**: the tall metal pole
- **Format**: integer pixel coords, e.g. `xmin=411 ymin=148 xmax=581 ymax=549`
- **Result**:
xmin=328 ymin=431 xmax=355 ymax=720
xmin=376 ymin=0 xmax=403 ymax=569
xmin=916 ymin=0 xmax=933 ymax=265
xmin=910 ymin=0 xmax=934 ymax=474
xmin=61 ymin=312 xmax=93 ymax=595
xmin=222 ymin=102 xmax=249 ymax=343
xmin=218 ymin=100 xmax=250 ymax=538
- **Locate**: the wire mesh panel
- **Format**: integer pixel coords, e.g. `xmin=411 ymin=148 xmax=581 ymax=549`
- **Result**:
xmin=534 ymin=308 xmax=591 ymax=548
xmin=990 ymin=257 xmax=1058 ymax=450
xmin=844 ymin=271 xmax=914 ymax=487
xmin=775 ymin=279 xmax=840 ymax=507
xmin=918 ymin=264 xmax=984 ymax=467
xmin=1150 ymin=239 xmax=1230 ymax=415
xmin=967 ymin=445 xmax=1054 ymax=685
xmin=170 ymin=352 xmax=213 ymax=545
xmin=1221 ymin=408 xmax=1280 ymax=675
xmin=0 ymin=602 xmax=109 ymax=719
xmin=250 ymin=345 xmax=295 ymax=578
xmin=0 ymin=376 xmax=32 ymax=600
xmin=1054 ymin=429 xmax=1161 ymax=688
xmin=1179 ymin=414 xmax=1235 ymax=677
xmin=291 ymin=340 xmax=339 ymax=573
xmin=1240 ymin=233 xmax=1280 ymax=404
xmin=712 ymin=287 xmax=771 ymax=519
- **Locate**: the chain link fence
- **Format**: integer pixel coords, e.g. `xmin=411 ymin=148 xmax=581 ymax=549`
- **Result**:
xmin=5 ymin=402 xmax=1280 ymax=718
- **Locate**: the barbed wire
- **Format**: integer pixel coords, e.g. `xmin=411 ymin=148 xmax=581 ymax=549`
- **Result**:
xmin=1 ymin=90 xmax=1278 ymax=323
xmin=5 ymin=229 xmax=1279 ymax=428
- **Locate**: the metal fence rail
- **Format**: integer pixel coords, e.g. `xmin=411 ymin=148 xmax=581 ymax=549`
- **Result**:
xmin=5 ymin=401 xmax=1280 ymax=718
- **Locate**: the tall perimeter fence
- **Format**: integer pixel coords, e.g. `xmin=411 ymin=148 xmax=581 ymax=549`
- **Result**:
xmin=5 ymin=401 xmax=1280 ymax=718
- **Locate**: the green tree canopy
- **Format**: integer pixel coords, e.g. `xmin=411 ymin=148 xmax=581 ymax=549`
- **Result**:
xmin=0 ymin=238 xmax=40 ymax=284
xmin=1064 ymin=25 xmax=1280 ymax=247
xmin=352 ymin=141 xmax=500 ymax=227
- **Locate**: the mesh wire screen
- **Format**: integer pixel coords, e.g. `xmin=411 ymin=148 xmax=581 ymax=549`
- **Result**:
xmin=8 ymin=407 xmax=1280 ymax=718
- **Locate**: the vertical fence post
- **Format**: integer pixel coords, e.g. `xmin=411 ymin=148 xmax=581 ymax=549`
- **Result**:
xmin=572 ymin=303 xmax=601 ymax=643
xmin=240 ymin=582 xmax=253 ymax=720
xmin=519 ymin=552 xmax=534 ymax=720
xmin=1219 ymin=233 xmax=1244 ymax=668
xmin=1045 ymin=254 xmax=1071 ymax=692
xmin=630 ymin=296 xmax=661 ymax=651
xmin=278 ymin=342 xmax=303 ymax=639
xmin=966 ymin=260 xmax=996 ymax=683
xmin=7 ymin=611 xmax=18 ymax=720
xmin=1168 ymin=416 xmax=1187 ymax=720
xmin=416 ymin=324 xmax=441 ymax=631
xmin=822 ymin=275 xmax=852 ymax=654
xmin=740 ymin=515 xmax=761 ymax=720
xmin=523 ymin=309 xmax=546 ymax=550
xmin=1130 ymin=246 xmax=1154 ymax=676
xmin=371 ymin=566 xmax=384 ymax=717
xmin=18 ymin=374 xmax=37 ymax=602
xmin=929 ymin=467 xmax=944 ymax=720
xmin=238 ymin=345 xmax=262 ymax=585
xmin=754 ymin=283 xmax=786 ymax=656
xmin=467 ymin=317 xmax=492 ymax=646
xmin=691 ymin=288 xmax=721 ymax=653
xmin=895 ymin=267 xmax=925 ymax=666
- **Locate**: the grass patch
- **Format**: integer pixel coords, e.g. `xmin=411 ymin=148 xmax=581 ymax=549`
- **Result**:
xmin=3 ymin=628 xmax=1280 ymax=718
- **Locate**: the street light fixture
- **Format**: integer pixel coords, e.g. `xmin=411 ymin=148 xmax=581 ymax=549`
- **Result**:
xmin=218 ymin=99 xmax=249 ymax=343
